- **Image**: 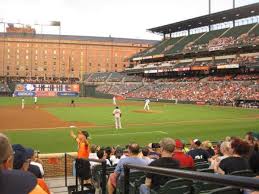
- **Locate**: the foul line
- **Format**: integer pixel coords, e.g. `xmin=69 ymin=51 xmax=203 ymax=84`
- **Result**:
xmin=92 ymin=131 xmax=168 ymax=137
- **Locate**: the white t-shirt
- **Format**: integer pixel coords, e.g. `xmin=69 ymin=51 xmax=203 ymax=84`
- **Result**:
xmin=34 ymin=96 xmax=38 ymax=103
xmin=30 ymin=161 xmax=44 ymax=176
xmin=145 ymin=99 xmax=150 ymax=104
xmin=113 ymin=109 xmax=121 ymax=118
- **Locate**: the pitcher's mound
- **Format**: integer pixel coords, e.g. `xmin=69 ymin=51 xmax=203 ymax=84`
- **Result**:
xmin=133 ymin=110 xmax=163 ymax=114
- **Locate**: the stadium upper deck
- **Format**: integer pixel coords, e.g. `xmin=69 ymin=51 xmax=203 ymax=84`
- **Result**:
xmin=131 ymin=3 xmax=259 ymax=62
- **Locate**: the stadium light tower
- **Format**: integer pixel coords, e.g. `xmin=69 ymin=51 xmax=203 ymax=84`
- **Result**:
xmin=209 ymin=0 xmax=211 ymax=14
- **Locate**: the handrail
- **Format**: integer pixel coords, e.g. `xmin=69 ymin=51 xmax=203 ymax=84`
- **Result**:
xmin=123 ymin=164 xmax=259 ymax=194
xmin=64 ymin=155 xmax=107 ymax=194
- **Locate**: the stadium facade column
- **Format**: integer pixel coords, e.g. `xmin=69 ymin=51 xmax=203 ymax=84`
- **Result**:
xmin=0 ymin=20 xmax=6 ymax=78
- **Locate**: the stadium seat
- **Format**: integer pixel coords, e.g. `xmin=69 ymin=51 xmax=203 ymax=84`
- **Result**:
xmin=193 ymin=182 xmax=223 ymax=194
xmin=230 ymin=170 xmax=256 ymax=177
xmin=206 ymin=186 xmax=242 ymax=194
xmin=129 ymin=175 xmax=146 ymax=194
xmin=195 ymin=162 xmax=210 ymax=170
xmin=150 ymin=178 xmax=193 ymax=194
xmin=117 ymin=171 xmax=146 ymax=194
xmin=197 ymin=168 xmax=214 ymax=173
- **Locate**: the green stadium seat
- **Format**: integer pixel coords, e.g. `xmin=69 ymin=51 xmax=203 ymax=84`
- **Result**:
xmin=193 ymin=182 xmax=223 ymax=194
xmin=206 ymin=186 xmax=242 ymax=194
xmin=195 ymin=162 xmax=210 ymax=170
xmin=117 ymin=171 xmax=146 ymax=194
xmin=230 ymin=170 xmax=256 ymax=177
xmin=150 ymin=178 xmax=193 ymax=194
xmin=197 ymin=168 xmax=214 ymax=173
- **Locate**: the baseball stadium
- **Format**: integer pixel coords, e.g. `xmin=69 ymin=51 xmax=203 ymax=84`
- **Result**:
xmin=0 ymin=1 xmax=259 ymax=194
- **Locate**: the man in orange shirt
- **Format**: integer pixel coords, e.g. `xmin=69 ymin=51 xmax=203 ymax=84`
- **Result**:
xmin=70 ymin=129 xmax=91 ymax=184
xmin=70 ymin=130 xmax=90 ymax=159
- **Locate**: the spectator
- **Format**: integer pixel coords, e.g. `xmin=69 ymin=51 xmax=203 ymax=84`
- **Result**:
xmin=105 ymin=146 xmax=112 ymax=164
xmin=216 ymin=138 xmax=251 ymax=174
xmin=26 ymin=148 xmax=44 ymax=178
xmin=139 ymin=138 xmax=180 ymax=194
xmin=110 ymin=147 xmax=123 ymax=166
xmin=187 ymin=139 xmax=211 ymax=161
xmin=141 ymin=147 xmax=153 ymax=164
xmin=202 ymin=140 xmax=215 ymax=156
xmin=89 ymin=144 xmax=99 ymax=167
xmin=211 ymin=141 xmax=231 ymax=171
xmin=97 ymin=149 xmax=111 ymax=166
xmin=107 ymin=143 xmax=148 ymax=194
xmin=70 ymin=130 xmax=90 ymax=159
xmin=147 ymin=143 xmax=160 ymax=160
xmin=12 ymin=144 xmax=51 ymax=194
xmin=172 ymin=139 xmax=194 ymax=169
xmin=0 ymin=133 xmax=47 ymax=194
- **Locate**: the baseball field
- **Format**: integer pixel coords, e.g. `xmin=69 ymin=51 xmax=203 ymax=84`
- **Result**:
xmin=0 ymin=97 xmax=258 ymax=153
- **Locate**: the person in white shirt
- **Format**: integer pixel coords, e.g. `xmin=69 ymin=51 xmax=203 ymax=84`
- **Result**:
xmin=112 ymin=107 xmax=122 ymax=129
xmin=112 ymin=96 xmax=117 ymax=105
xmin=21 ymin=98 xmax=25 ymax=110
xmin=34 ymin=96 xmax=38 ymax=105
xmin=144 ymin=99 xmax=150 ymax=111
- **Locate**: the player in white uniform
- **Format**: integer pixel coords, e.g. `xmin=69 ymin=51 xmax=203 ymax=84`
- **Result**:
xmin=113 ymin=96 xmax=117 ymax=105
xmin=21 ymin=98 xmax=25 ymax=110
xmin=34 ymin=96 xmax=38 ymax=105
xmin=144 ymin=99 xmax=150 ymax=111
xmin=112 ymin=106 xmax=122 ymax=129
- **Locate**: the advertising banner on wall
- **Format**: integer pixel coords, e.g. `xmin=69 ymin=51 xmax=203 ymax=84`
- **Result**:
xmin=13 ymin=84 xmax=80 ymax=97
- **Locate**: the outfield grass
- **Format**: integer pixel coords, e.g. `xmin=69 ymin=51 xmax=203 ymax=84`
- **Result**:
xmin=0 ymin=97 xmax=258 ymax=153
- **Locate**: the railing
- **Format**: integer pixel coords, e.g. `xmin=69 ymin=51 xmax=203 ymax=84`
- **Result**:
xmin=64 ymin=153 xmax=107 ymax=194
xmin=123 ymin=164 xmax=259 ymax=194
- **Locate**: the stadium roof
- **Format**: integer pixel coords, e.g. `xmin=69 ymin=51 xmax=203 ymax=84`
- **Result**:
xmin=0 ymin=33 xmax=158 ymax=45
xmin=148 ymin=2 xmax=259 ymax=34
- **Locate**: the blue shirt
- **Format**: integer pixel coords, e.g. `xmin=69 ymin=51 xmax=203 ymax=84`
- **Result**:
xmin=115 ymin=156 xmax=149 ymax=176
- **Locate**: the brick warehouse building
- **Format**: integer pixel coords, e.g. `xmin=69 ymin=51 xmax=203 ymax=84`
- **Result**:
xmin=0 ymin=27 xmax=156 ymax=81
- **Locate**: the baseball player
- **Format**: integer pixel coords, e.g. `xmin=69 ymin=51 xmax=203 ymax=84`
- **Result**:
xmin=34 ymin=95 xmax=38 ymax=105
xmin=144 ymin=98 xmax=150 ymax=111
xmin=113 ymin=96 xmax=117 ymax=105
xmin=113 ymin=106 xmax=122 ymax=129
xmin=21 ymin=98 xmax=25 ymax=110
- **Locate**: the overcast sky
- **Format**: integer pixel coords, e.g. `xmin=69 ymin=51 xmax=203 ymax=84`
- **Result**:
xmin=0 ymin=0 xmax=258 ymax=40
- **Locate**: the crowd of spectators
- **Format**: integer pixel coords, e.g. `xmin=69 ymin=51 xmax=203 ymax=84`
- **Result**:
xmin=1 ymin=130 xmax=259 ymax=194
xmin=96 ymin=83 xmax=142 ymax=96
xmin=184 ymin=29 xmax=259 ymax=54
xmin=125 ymin=79 xmax=258 ymax=102
xmin=78 ymin=131 xmax=258 ymax=194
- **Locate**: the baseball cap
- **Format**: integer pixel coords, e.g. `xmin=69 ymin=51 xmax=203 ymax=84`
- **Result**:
xmin=193 ymin=139 xmax=201 ymax=146
xmin=12 ymin=144 xmax=31 ymax=170
xmin=175 ymin=139 xmax=183 ymax=149
xmin=26 ymin=148 xmax=34 ymax=158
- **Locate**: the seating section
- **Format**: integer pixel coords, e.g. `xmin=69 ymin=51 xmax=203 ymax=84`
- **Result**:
xmin=195 ymin=29 xmax=227 ymax=45
xmin=249 ymin=23 xmax=259 ymax=36
xmin=0 ymin=83 xmax=11 ymax=92
xmin=96 ymin=83 xmax=142 ymax=95
xmin=87 ymin=72 xmax=111 ymax=82
xmin=124 ymin=75 xmax=143 ymax=82
xmin=107 ymin=72 xmax=125 ymax=82
xmin=222 ymin=24 xmax=255 ymax=38
xmin=165 ymin=33 xmax=204 ymax=54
